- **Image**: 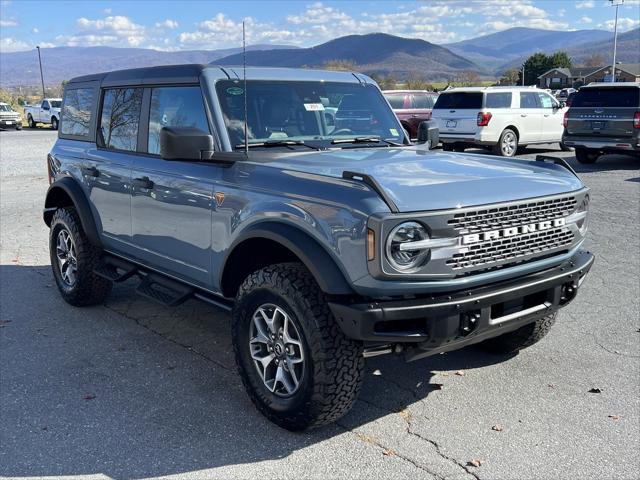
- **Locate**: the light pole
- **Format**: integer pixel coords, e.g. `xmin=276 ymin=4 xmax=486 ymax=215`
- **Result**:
xmin=609 ymin=0 xmax=624 ymax=83
xmin=36 ymin=46 xmax=46 ymax=98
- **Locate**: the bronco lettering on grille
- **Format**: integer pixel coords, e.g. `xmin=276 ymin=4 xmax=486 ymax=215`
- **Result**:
xmin=461 ymin=218 xmax=567 ymax=245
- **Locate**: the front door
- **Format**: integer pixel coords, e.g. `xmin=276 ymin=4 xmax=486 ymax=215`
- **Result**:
xmin=129 ymin=85 xmax=215 ymax=287
xmin=518 ymin=92 xmax=543 ymax=143
xmin=537 ymin=91 xmax=565 ymax=142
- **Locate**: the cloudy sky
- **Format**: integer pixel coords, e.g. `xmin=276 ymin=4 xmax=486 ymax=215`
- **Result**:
xmin=1 ymin=0 xmax=639 ymax=53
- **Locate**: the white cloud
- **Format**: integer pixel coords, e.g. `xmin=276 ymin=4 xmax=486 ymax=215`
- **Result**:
xmin=155 ymin=19 xmax=178 ymax=29
xmin=31 ymin=27 xmax=39 ymax=33
xmin=0 ymin=36 xmax=30 ymax=52
xmin=599 ymin=16 xmax=640 ymax=31
xmin=578 ymin=16 xmax=593 ymax=24
xmin=0 ymin=19 xmax=18 ymax=27
xmin=73 ymin=15 xmax=146 ymax=46
xmin=575 ymin=0 xmax=595 ymax=8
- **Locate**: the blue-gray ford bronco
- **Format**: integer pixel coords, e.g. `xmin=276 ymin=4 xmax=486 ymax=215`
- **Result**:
xmin=45 ymin=65 xmax=594 ymax=430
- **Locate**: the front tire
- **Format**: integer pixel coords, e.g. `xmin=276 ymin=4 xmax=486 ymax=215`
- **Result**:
xmin=575 ymin=147 xmax=599 ymax=164
xmin=232 ymin=263 xmax=363 ymax=431
xmin=49 ymin=207 xmax=112 ymax=306
xmin=493 ymin=128 xmax=518 ymax=157
xmin=478 ymin=313 xmax=557 ymax=354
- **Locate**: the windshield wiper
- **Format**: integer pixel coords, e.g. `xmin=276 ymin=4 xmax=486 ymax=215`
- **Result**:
xmin=235 ymin=140 xmax=322 ymax=151
xmin=330 ymin=137 xmax=404 ymax=147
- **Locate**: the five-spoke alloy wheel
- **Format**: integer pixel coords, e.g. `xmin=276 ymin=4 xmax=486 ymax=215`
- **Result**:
xmin=55 ymin=228 xmax=78 ymax=286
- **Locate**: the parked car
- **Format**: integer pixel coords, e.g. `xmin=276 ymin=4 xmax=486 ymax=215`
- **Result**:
xmin=557 ymin=88 xmax=575 ymax=102
xmin=44 ymin=65 xmax=593 ymax=431
xmin=24 ymin=98 xmax=62 ymax=129
xmin=383 ymin=90 xmax=438 ymax=139
xmin=0 ymin=102 xmax=22 ymax=130
xmin=562 ymin=82 xmax=640 ymax=163
xmin=431 ymin=86 xmax=570 ymax=156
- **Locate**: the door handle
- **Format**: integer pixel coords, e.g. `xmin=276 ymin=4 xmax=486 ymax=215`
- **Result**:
xmin=132 ymin=176 xmax=154 ymax=189
xmin=81 ymin=166 xmax=100 ymax=178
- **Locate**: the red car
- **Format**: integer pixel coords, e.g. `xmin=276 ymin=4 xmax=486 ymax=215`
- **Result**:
xmin=383 ymin=90 xmax=438 ymax=139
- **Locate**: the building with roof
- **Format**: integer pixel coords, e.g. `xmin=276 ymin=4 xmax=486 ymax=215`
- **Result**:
xmin=583 ymin=64 xmax=640 ymax=84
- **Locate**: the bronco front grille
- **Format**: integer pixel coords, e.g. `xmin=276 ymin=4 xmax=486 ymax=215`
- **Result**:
xmin=448 ymin=196 xmax=577 ymax=234
xmin=447 ymin=227 xmax=574 ymax=271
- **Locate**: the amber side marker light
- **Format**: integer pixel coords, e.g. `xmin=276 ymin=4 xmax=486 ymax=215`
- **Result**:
xmin=367 ymin=229 xmax=376 ymax=261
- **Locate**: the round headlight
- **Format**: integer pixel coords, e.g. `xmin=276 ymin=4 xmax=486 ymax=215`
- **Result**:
xmin=576 ymin=194 xmax=589 ymax=235
xmin=385 ymin=221 xmax=430 ymax=272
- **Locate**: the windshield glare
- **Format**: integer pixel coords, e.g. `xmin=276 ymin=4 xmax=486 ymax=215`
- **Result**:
xmin=0 ymin=104 xmax=13 ymax=112
xmin=215 ymin=80 xmax=404 ymax=148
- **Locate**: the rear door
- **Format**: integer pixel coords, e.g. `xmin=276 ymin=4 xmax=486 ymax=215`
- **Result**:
xmin=432 ymin=91 xmax=483 ymax=136
xmin=407 ymin=93 xmax=435 ymax=134
xmin=517 ymin=91 xmax=543 ymax=143
xmin=85 ymin=87 xmax=143 ymax=251
xmin=129 ymin=85 xmax=215 ymax=287
xmin=566 ymin=86 xmax=639 ymax=138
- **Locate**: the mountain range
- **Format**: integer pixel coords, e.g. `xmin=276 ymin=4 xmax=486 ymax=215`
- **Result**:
xmin=1 ymin=27 xmax=638 ymax=87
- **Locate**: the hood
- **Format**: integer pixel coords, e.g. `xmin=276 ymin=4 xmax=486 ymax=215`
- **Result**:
xmin=251 ymin=147 xmax=584 ymax=212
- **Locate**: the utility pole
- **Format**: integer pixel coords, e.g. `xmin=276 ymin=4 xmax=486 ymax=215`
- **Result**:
xmin=609 ymin=0 xmax=624 ymax=83
xmin=522 ymin=63 xmax=525 ymax=86
xmin=36 ymin=46 xmax=46 ymax=98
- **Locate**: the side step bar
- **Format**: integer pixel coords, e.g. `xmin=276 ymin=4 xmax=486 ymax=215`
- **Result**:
xmin=93 ymin=254 xmax=233 ymax=311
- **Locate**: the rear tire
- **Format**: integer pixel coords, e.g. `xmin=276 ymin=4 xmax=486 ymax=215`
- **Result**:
xmin=27 ymin=115 xmax=36 ymax=129
xmin=232 ymin=263 xmax=363 ymax=431
xmin=442 ymin=144 xmax=454 ymax=152
xmin=49 ymin=207 xmax=112 ymax=306
xmin=493 ymin=129 xmax=518 ymax=157
xmin=575 ymin=147 xmax=599 ymax=164
xmin=478 ymin=313 xmax=557 ymax=354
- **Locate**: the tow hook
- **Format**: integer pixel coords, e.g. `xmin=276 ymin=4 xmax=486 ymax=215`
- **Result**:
xmin=560 ymin=282 xmax=578 ymax=305
xmin=460 ymin=311 xmax=481 ymax=336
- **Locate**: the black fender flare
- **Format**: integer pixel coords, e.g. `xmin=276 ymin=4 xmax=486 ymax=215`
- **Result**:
xmin=43 ymin=176 xmax=102 ymax=248
xmin=221 ymin=222 xmax=355 ymax=296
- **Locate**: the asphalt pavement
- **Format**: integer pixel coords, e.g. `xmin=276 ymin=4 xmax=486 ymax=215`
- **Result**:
xmin=1 ymin=129 xmax=638 ymax=480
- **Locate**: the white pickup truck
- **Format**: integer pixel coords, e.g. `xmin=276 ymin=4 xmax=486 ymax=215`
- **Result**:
xmin=24 ymin=98 xmax=62 ymax=130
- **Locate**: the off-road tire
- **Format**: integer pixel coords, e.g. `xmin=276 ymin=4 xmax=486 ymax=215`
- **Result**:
xmin=51 ymin=116 xmax=59 ymax=130
xmin=232 ymin=262 xmax=364 ymax=431
xmin=575 ymin=147 xmax=599 ymax=164
xmin=478 ymin=313 xmax=557 ymax=354
xmin=49 ymin=207 xmax=112 ymax=306
xmin=27 ymin=115 xmax=36 ymax=128
xmin=493 ymin=128 xmax=518 ymax=157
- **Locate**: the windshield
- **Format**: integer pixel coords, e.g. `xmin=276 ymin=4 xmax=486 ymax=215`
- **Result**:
xmin=216 ymin=80 xmax=404 ymax=148
xmin=0 ymin=104 xmax=13 ymax=112
xmin=50 ymin=100 xmax=62 ymax=108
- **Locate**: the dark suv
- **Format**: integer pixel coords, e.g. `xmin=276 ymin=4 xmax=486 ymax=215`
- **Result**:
xmin=44 ymin=64 xmax=593 ymax=430
xmin=563 ymin=82 xmax=640 ymax=163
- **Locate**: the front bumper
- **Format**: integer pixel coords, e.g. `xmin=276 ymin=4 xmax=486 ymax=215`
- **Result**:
xmin=0 ymin=118 xmax=21 ymax=128
xmin=562 ymin=134 xmax=640 ymax=152
xmin=329 ymin=250 xmax=594 ymax=360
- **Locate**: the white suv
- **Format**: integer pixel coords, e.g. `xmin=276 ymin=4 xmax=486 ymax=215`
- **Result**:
xmin=431 ymin=86 xmax=570 ymax=156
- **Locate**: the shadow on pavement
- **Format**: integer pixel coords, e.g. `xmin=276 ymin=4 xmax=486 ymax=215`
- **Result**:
xmin=0 ymin=264 xmax=514 ymax=479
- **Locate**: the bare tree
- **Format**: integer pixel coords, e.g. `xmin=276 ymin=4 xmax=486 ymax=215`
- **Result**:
xmin=322 ymin=60 xmax=359 ymax=71
xmin=582 ymin=53 xmax=605 ymax=67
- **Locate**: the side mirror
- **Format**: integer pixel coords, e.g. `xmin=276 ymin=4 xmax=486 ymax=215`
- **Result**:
xmin=417 ymin=120 xmax=439 ymax=149
xmin=43 ymin=105 xmax=50 ymax=111
xmin=160 ymin=126 xmax=214 ymax=161
xmin=557 ymin=101 xmax=566 ymax=109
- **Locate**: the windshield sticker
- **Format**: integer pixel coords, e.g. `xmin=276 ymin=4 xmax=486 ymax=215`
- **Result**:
xmin=226 ymin=86 xmax=244 ymax=96
xmin=389 ymin=128 xmax=399 ymax=136
xmin=303 ymin=103 xmax=325 ymax=111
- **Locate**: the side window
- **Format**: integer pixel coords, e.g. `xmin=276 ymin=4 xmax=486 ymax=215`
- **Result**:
xmin=485 ymin=92 xmax=512 ymax=108
xmin=99 ymin=88 xmax=143 ymax=152
xmin=148 ymin=86 xmax=210 ymax=155
xmin=61 ymin=88 xmax=94 ymax=137
xmin=411 ymin=95 xmax=435 ymax=109
xmin=537 ymin=93 xmax=555 ymax=108
xmin=519 ymin=92 xmax=540 ymax=109
xmin=42 ymin=101 xmax=49 ymax=109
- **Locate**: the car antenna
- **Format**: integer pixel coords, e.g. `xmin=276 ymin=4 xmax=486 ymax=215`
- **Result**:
xmin=242 ymin=20 xmax=249 ymax=157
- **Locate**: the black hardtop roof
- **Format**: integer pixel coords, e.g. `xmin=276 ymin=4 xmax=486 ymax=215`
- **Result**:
xmin=68 ymin=64 xmax=217 ymax=86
